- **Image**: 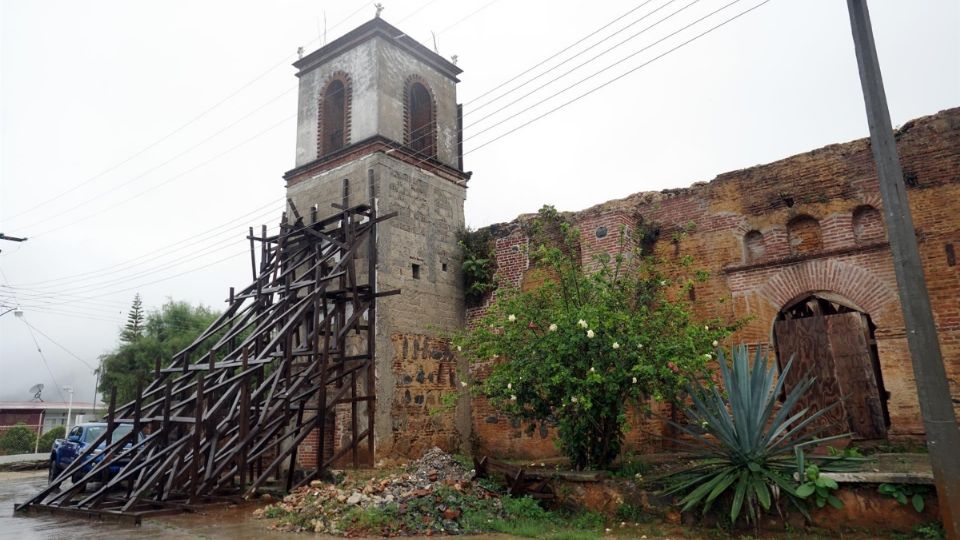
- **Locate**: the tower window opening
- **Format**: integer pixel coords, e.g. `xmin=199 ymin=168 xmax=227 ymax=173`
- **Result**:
xmin=406 ymin=81 xmax=435 ymax=158
xmin=320 ymin=77 xmax=349 ymax=156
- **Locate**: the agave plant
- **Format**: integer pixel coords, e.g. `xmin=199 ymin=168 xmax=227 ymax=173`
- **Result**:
xmin=660 ymin=344 xmax=857 ymax=524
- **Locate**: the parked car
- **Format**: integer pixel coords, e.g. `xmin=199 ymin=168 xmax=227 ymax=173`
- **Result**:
xmin=48 ymin=422 xmax=140 ymax=484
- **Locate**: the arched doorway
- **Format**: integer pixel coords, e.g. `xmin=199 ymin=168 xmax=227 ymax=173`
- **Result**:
xmin=773 ymin=293 xmax=889 ymax=439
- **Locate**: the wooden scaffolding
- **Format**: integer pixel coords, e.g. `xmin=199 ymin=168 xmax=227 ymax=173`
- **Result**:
xmin=17 ymin=177 xmax=393 ymax=523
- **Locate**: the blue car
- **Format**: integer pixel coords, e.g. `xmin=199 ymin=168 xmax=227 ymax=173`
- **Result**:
xmin=48 ymin=422 xmax=140 ymax=484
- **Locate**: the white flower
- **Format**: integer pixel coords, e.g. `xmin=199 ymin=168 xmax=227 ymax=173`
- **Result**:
xmin=461 ymin=381 xmax=468 ymax=387
xmin=510 ymin=395 xmax=517 ymax=401
xmin=577 ymin=319 xmax=588 ymax=329
xmin=701 ymin=420 xmax=709 ymax=428
xmin=457 ymin=345 xmax=462 ymax=352
xmin=712 ymin=340 xmax=718 ymax=347
xmin=508 ymin=314 xmax=517 ymax=322
xmin=507 ymin=382 xmax=512 ymax=390
xmin=586 ymin=329 xmax=595 ymax=339
xmin=659 ymin=280 xmax=667 ymax=286
xmin=549 ymin=323 xmax=558 ymax=332
xmin=704 ymin=325 xmax=710 ymax=330
xmin=632 ymin=377 xmax=637 ymax=384
xmin=571 ymin=396 xmax=579 ymax=403
xmin=492 ymin=354 xmax=499 ymax=359
xmin=704 ymin=353 xmax=712 ymax=359
xmin=589 ymin=367 xmax=595 ymax=373
xmin=637 ymin=343 xmax=643 ymax=349
xmin=612 ymin=342 xmax=620 ymax=350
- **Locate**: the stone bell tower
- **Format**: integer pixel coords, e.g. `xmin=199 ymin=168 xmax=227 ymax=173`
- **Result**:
xmin=284 ymin=17 xmax=471 ymax=461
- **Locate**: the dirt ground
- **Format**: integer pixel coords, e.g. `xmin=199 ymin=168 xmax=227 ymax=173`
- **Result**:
xmin=0 ymin=471 xmax=912 ymax=539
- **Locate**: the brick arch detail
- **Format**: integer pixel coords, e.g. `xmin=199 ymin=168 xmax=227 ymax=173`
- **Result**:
xmin=402 ymin=74 xmax=438 ymax=157
xmin=757 ymin=259 xmax=897 ymax=320
xmin=317 ymin=71 xmax=353 ymax=156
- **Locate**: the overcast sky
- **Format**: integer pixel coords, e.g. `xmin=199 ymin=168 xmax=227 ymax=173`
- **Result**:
xmin=1 ymin=0 xmax=957 ymax=404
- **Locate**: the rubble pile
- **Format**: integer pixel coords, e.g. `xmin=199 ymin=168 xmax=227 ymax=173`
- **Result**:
xmin=254 ymin=447 xmax=502 ymax=535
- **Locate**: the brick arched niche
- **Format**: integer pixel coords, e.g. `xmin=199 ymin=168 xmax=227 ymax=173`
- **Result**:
xmin=403 ymin=75 xmax=437 ymax=158
xmin=743 ymin=230 xmax=765 ymax=263
xmin=317 ymin=71 xmax=352 ymax=156
xmin=852 ymin=205 xmax=885 ymax=244
xmin=786 ymin=215 xmax=822 ymax=255
xmin=758 ymin=258 xmax=898 ymax=328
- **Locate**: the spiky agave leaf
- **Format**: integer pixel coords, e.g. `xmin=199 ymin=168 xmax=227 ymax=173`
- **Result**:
xmin=658 ymin=344 xmax=861 ymax=524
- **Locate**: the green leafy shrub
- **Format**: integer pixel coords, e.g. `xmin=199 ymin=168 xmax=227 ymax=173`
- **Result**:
xmin=795 ymin=464 xmax=842 ymax=509
xmin=37 ymin=426 xmax=65 ymax=453
xmin=455 ymin=206 xmax=729 ymax=469
xmin=0 ymin=423 xmax=37 ymax=455
xmin=661 ymin=345 xmax=857 ymax=525
xmin=878 ymin=483 xmax=930 ymax=513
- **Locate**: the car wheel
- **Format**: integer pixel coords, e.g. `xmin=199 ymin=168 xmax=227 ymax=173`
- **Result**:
xmin=47 ymin=460 xmax=61 ymax=484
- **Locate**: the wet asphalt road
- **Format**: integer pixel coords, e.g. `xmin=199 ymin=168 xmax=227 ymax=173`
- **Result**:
xmin=0 ymin=471 xmax=293 ymax=540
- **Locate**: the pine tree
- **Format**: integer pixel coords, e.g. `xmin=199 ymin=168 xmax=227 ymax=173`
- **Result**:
xmin=121 ymin=294 xmax=145 ymax=343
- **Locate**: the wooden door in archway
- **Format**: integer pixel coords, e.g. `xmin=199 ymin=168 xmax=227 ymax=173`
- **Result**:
xmin=774 ymin=311 xmax=887 ymax=439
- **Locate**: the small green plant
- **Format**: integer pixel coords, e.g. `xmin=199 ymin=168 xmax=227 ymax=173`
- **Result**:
xmin=611 ymin=452 xmax=648 ymax=478
xmin=912 ymin=521 xmax=945 ymax=539
xmin=878 ymin=483 xmax=929 ymax=513
xmin=615 ymin=503 xmax=652 ymax=523
xmin=827 ymin=445 xmax=863 ymax=458
xmin=795 ymin=464 xmax=842 ymax=509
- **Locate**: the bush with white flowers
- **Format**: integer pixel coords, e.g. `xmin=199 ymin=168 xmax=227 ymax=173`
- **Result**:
xmin=453 ymin=206 xmax=732 ymax=470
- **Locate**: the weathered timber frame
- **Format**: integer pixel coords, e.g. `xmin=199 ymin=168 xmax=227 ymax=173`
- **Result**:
xmin=17 ymin=176 xmax=395 ymax=523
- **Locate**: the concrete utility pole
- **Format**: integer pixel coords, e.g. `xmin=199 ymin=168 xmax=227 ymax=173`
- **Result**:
xmin=846 ymin=1 xmax=960 ymax=537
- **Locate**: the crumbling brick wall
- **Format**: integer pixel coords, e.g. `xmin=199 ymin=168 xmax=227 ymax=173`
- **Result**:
xmin=467 ymin=107 xmax=960 ymax=458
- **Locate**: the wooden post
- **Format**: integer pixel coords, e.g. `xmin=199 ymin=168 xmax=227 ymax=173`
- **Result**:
xmin=366 ymin=168 xmax=377 ymax=465
xmin=847 ymin=1 xmax=960 ymax=536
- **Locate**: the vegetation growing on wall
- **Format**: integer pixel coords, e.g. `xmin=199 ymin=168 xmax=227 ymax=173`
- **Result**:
xmin=454 ymin=206 xmax=730 ymax=470
xmin=458 ymin=228 xmax=496 ymax=308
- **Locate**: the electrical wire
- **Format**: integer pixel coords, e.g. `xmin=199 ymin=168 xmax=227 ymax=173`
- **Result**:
xmin=20 ymin=315 xmax=68 ymax=401
xmin=464 ymin=0 xmax=670 ymax=115
xmin=25 ymin=113 xmax=297 ymax=239
xmin=3 ymin=0 xmax=374 ymax=223
xmin=9 ymin=199 xmax=284 ymax=287
xmin=464 ymin=0 xmax=772 ymax=154
xmin=19 ymin=318 xmax=97 ymax=371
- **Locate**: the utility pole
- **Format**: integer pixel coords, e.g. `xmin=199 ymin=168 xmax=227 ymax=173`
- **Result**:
xmin=63 ymin=386 xmax=74 ymax=436
xmin=846 ymin=1 xmax=960 ymax=537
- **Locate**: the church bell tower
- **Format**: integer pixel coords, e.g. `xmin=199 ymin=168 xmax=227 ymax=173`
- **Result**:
xmin=284 ymin=16 xmax=470 ymax=460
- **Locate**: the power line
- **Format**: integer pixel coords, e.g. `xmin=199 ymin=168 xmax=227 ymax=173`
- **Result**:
xmin=19 ymin=315 xmax=68 ymax=401
xmin=11 ymin=205 xmax=284 ymax=292
xmin=19 ymin=318 xmax=97 ymax=371
xmin=464 ymin=0 xmax=666 ymax=112
xmin=25 ymin=113 xmax=296 ymax=239
xmin=462 ymin=0 xmax=715 ymax=142
xmin=3 ymin=0 xmax=374 ymax=223
xmin=11 ymin=87 xmax=296 ymax=232
xmin=465 ymin=0 xmax=772 ymax=155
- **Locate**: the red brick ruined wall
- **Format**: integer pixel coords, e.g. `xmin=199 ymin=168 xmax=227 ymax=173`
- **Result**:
xmin=469 ymin=108 xmax=960 ymax=458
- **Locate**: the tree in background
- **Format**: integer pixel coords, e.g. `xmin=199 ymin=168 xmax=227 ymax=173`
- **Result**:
xmin=120 ymin=293 xmax=145 ymax=343
xmin=0 ymin=423 xmax=37 ymax=455
xmin=455 ymin=206 xmax=734 ymax=470
xmin=98 ymin=299 xmax=219 ymax=405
